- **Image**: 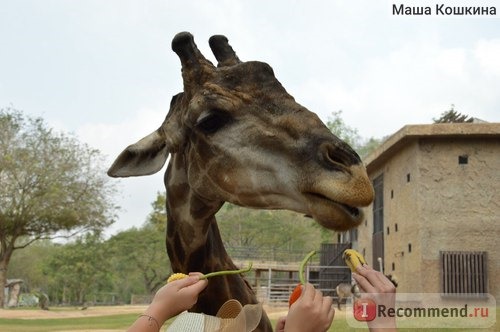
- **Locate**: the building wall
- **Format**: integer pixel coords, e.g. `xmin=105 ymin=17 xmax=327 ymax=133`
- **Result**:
xmin=417 ymin=137 xmax=499 ymax=298
xmin=359 ymin=135 xmax=499 ymax=299
xmin=358 ymin=140 xmax=423 ymax=293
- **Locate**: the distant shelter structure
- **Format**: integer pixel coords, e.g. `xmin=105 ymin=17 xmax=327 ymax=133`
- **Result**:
xmin=355 ymin=122 xmax=499 ymax=299
xmin=4 ymin=279 xmax=23 ymax=307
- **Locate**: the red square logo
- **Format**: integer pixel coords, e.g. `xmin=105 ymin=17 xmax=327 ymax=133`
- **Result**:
xmin=353 ymin=298 xmax=377 ymax=321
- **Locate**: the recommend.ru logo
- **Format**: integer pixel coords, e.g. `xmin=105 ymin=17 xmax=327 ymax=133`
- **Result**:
xmin=346 ymin=293 xmax=496 ymax=329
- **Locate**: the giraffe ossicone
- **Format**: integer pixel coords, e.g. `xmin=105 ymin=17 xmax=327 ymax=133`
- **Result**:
xmin=108 ymin=32 xmax=374 ymax=332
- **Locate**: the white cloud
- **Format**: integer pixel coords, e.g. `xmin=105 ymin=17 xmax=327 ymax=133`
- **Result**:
xmin=474 ymin=38 xmax=500 ymax=76
xmin=77 ymin=107 xmax=166 ymax=160
xmin=295 ymin=36 xmax=500 ymax=139
xmin=77 ymin=107 xmax=168 ymax=235
xmin=435 ymin=48 xmax=467 ymax=78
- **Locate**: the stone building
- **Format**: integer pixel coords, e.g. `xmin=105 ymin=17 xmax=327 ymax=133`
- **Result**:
xmin=356 ymin=122 xmax=499 ymax=299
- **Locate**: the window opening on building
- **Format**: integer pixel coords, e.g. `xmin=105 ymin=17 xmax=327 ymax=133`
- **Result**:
xmin=458 ymin=155 xmax=468 ymax=165
xmin=441 ymin=251 xmax=488 ymax=295
xmin=350 ymin=228 xmax=358 ymax=242
xmin=372 ymin=174 xmax=384 ymax=272
xmin=373 ymin=175 xmax=384 ymax=234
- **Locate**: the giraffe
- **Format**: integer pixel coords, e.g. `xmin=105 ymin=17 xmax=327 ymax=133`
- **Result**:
xmin=108 ymin=32 xmax=374 ymax=331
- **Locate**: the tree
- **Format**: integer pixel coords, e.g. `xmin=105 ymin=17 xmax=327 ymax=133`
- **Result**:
xmin=326 ymin=110 xmax=361 ymax=148
xmin=7 ymin=239 xmax=57 ymax=293
xmin=0 ymin=108 xmax=117 ymax=307
xmin=433 ymin=104 xmax=473 ymax=123
xmin=106 ymin=226 xmax=170 ymax=300
xmin=145 ymin=191 xmax=167 ymax=232
xmin=217 ymin=203 xmax=323 ymax=260
xmin=43 ymin=233 xmax=111 ymax=305
xmin=356 ymin=137 xmax=384 ymax=160
xmin=326 ymin=110 xmax=382 ymax=160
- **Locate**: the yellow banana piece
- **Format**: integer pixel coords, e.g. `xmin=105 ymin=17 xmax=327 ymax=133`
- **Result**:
xmin=342 ymin=249 xmax=367 ymax=272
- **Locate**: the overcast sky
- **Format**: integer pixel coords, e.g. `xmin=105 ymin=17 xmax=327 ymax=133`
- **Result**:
xmin=1 ymin=0 xmax=499 ymax=236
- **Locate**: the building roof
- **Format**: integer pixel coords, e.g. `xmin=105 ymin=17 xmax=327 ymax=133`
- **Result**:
xmin=5 ymin=279 xmax=23 ymax=287
xmin=364 ymin=122 xmax=500 ymax=173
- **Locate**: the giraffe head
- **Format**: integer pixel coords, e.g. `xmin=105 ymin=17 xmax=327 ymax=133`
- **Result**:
xmin=108 ymin=32 xmax=373 ymax=231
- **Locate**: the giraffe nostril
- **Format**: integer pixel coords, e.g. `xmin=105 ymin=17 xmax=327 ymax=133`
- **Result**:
xmin=319 ymin=141 xmax=361 ymax=172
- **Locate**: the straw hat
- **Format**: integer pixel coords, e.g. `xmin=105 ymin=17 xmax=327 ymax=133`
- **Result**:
xmin=167 ymin=299 xmax=262 ymax=332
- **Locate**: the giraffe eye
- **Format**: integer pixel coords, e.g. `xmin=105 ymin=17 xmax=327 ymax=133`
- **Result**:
xmin=196 ymin=110 xmax=232 ymax=134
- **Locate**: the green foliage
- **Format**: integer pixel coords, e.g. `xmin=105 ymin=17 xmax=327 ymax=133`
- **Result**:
xmin=9 ymin=226 xmax=169 ymax=306
xmin=106 ymin=225 xmax=170 ymax=298
xmin=43 ymin=233 xmax=112 ymax=305
xmin=326 ymin=110 xmax=361 ymax=148
xmin=7 ymin=240 xmax=57 ymax=291
xmin=433 ymin=104 xmax=473 ymax=123
xmin=217 ymin=203 xmax=327 ymax=260
xmin=0 ymin=108 xmax=116 ymax=238
xmin=0 ymin=108 xmax=117 ymax=307
xmin=7 ymin=190 xmax=169 ymax=306
xmin=145 ymin=191 xmax=167 ymax=232
xmin=356 ymin=136 xmax=384 ymax=159
xmin=326 ymin=110 xmax=382 ymax=159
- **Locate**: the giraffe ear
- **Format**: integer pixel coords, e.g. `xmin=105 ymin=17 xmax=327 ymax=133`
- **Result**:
xmin=107 ymin=130 xmax=169 ymax=177
xmin=108 ymin=93 xmax=186 ymax=178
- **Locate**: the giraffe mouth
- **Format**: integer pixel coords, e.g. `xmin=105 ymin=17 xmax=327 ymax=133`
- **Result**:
xmin=340 ymin=203 xmax=361 ymax=218
xmin=306 ymin=193 xmax=360 ymax=217
xmin=303 ymin=192 xmax=363 ymax=229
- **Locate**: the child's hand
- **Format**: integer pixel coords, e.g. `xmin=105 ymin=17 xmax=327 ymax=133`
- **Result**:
xmin=353 ymin=265 xmax=396 ymax=296
xmin=277 ymin=283 xmax=335 ymax=332
xmin=275 ymin=316 xmax=286 ymax=332
xmin=147 ymin=272 xmax=208 ymax=325
xmin=353 ymin=265 xmax=397 ymax=331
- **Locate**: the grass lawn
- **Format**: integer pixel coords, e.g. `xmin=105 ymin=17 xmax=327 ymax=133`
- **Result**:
xmin=0 ymin=307 xmax=497 ymax=331
xmin=0 ymin=313 xmax=138 ymax=331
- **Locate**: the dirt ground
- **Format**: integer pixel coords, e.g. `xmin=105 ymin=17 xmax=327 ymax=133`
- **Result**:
xmin=0 ymin=304 xmax=290 ymax=320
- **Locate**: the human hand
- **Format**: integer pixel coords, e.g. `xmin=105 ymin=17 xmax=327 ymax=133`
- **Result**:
xmin=276 ymin=283 xmax=335 ymax=332
xmin=353 ymin=265 xmax=396 ymax=296
xmin=145 ymin=272 xmax=208 ymax=325
xmin=353 ymin=265 xmax=397 ymax=331
xmin=275 ymin=315 xmax=287 ymax=332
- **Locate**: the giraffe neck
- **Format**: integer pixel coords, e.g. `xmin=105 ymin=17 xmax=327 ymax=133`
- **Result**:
xmin=164 ymin=154 xmax=257 ymax=315
xmin=165 ymin=200 xmax=233 ymax=274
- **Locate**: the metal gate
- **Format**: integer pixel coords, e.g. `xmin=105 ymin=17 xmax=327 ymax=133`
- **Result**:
xmin=319 ymin=243 xmax=352 ymax=296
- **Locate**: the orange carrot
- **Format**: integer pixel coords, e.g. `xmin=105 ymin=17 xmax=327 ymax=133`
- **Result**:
xmin=288 ymin=284 xmax=302 ymax=306
xmin=289 ymin=250 xmax=316 ymax=307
